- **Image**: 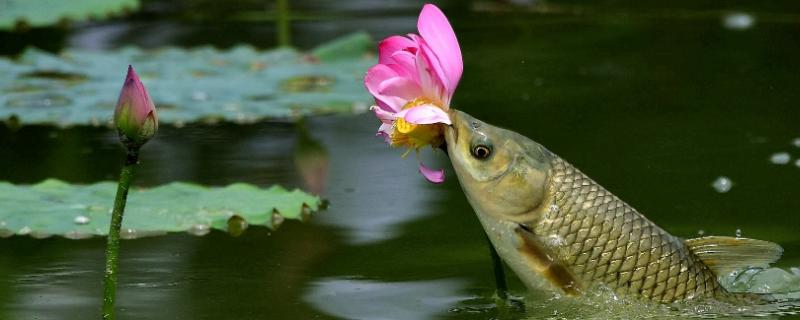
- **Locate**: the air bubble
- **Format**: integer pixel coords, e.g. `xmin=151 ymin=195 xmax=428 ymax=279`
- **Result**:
xmin=770 ymin=152 xmax=791 ymax=165
xmin=722 ymin=12 xmax=755 ymax=30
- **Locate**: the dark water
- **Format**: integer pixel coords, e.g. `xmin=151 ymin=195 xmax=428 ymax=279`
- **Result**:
xmin=2 ymin=1 xmax=800 ymax=319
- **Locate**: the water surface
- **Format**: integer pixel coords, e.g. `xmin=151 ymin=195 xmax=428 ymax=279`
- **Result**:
xmin=2 ymin=1 xmax=800 ymax=319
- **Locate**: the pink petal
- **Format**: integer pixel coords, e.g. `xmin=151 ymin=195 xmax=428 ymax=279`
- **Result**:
xmin=413 ymin=43 xmax=441 ymax=105
xmin=419 ymin=162 xmax=445 ymax=184
xmin=417 ymin=4 xmax=462 ymax=98
xmin=379 ymin=36 xmax=417 ymax=65
xmin=364 ymin=64 xmax=398 ymax=108
xmin=386 ymin=50 xmax=417 ymax=80
xmin=376 ymin=123 xmax=393 ymax=143
xmin=379 ymin=76 xmax=421 ymax=98
xmin=417 ymin=41 xmax=450 ymax=105
xmin=366 ymin=65 xmax=415 ymax=112
xmin=376 ymin=76 xmax=422 ymax=111
xmin=370 ymin=105 xmax=396 ymax=124
xmin=398 ymin=104 xmax=451 ymax=125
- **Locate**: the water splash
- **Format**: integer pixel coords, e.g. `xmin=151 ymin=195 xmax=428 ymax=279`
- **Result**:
xmin=510 ymin=281 xmax=800 ymax=319
xmin=721 ymin=267 xmax=800 ymax=296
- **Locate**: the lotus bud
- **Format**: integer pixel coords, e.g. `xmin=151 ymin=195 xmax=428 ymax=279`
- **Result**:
xmin=114 ymin=65 xmax=158 ymax=149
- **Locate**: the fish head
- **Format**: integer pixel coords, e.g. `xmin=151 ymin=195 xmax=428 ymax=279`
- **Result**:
xmin=445 ymin=110 xmax=552 ymax=224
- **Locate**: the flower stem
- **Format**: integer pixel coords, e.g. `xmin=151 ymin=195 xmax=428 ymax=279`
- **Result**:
xmin=487 ymin=236 xmax=508 ymax=301
xmin=276 ymin=0 xmax=290 ymax=47
xmin=102 ymin=147 xmax=139 ymax=320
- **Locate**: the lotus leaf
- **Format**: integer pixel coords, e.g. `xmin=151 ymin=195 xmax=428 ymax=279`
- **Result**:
xmin=0 ymin=32 xmax=374 ymax=126
xmin=0 ymin=179 xmax=323 ymax=239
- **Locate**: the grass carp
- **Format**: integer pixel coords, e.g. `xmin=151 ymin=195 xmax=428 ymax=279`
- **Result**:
xmin=444 ymin=110 xmax=782 ymax=303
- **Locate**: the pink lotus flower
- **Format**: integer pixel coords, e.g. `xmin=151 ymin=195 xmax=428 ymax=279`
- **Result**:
xmin=365 ymin=3 xmax=462 ymax=183
xmin=114 ymin=65 xmax=158 ymax=148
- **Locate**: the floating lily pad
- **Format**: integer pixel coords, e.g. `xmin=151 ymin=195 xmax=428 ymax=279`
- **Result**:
xmin=0 ymin=179 xmax=323 ymax=239
xmin=0 ymin=32 xmax=374 ymax=126
xmin=0 ymin=0 xmax=139 ymax=30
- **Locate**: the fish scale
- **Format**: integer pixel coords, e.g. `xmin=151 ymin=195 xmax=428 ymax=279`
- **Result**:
xmin=530 ymin=157 xmax=725 ymax=303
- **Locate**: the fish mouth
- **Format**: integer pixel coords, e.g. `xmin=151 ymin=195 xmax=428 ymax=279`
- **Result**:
xmin=444 ymin=109 xmax=466 ymax=151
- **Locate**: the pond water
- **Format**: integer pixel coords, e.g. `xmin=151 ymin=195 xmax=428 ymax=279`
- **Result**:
xmin=2 ymin=1 xmax=800 ymax=319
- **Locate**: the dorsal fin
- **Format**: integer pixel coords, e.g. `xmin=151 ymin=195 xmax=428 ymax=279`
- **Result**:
xmin=685 ymin=236 xmax=783 ymax=276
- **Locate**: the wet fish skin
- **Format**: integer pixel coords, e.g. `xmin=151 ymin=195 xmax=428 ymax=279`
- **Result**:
xmin=444 ymin=110 xmax=776 ymax=303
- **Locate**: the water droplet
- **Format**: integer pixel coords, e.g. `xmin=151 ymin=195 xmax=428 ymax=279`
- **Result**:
xmin=792 ymin=138 xmax=800 ymax=148
xmin=735 ymin=228 xmax=743 ymax=238
xmin=769 ymin=152 xmax=791 ymax=165
xmin=271 ymin=211 xmax=285 ymax=229
xmin=30 ymin=231 xmax=51 ymax=239
xmin=300 ymin=204 xmax=313 ymax=222
xmin=120 ymin=228 xmax=137 ymax=239
xmin=711 ymin=176 xmax=733 ymax=193
xmin=697 ymin=229 xmax=705 ymax=236
xmin=722 ymin=12 xmax=755 ymax=30
xmin=74 ymin=215 xmax=90 ymax=225
xmin=794 ymin=159 xmax=800 ymax=168
xmin=188 ymin=224 xmax=210 ymax=236
xmin=18 ymin=226 xmax=31 ymax=235
xmin=226 ymin=215 xmax=248 ymax=237
xmin=64 ymin=231 xmax=93 ymax=240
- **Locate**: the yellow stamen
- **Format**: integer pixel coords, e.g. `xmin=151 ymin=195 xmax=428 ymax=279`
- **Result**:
xmin=391 ymin=117 xmax=444 ymax=150
xmin=402 ymin=97 xmax=433 ymax=110
xmin=388 ymin=96 xmax=446 ymax=153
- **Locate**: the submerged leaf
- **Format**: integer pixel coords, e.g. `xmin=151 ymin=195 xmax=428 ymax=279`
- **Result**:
xmin=0 ymin=179 xmax=323 ymax=239
xmin=0 ymin=34 xmax=373 ymax=126
xmin=0 ymin=0 xmax=139 ymax=30
xmin=311 ymin=31 xmax=372 ymax=62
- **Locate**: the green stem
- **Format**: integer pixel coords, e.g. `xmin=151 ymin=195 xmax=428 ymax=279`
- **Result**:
xmin=102 ymin=148 xmax=139 ymax=320
xmin=487 ymin=236 xmax=508 ymax=301
xmin=276 ymin=0 xmax=290 ymax=47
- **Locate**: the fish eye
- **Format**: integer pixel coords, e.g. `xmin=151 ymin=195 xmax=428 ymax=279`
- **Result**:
xmin=471 ymin=145 xmax=492 ymax=159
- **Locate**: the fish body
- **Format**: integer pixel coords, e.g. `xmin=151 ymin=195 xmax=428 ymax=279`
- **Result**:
xmin=444 ymin=110 xmax=782 ymax=303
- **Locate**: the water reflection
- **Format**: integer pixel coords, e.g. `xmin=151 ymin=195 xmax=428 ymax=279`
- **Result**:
xmin=3 ymin=238 xmax=191 ymax=320
xmin=309 ymin=114 xmax=449 ymax=245
xmin=304 ymin=277 xmax=469 ymax=320
xmin=293 ymin=118 xmax=329 ymax=195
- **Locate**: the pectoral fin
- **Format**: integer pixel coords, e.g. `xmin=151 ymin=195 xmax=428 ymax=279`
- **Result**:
xmin=515 ymin=225 xmax=583 ymax=296
xmin=685 ymin=236 xmax=783 ymax=275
